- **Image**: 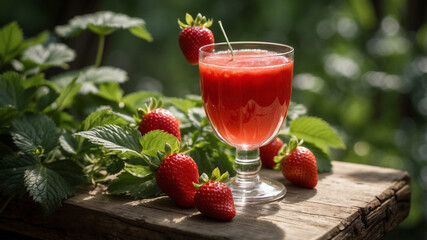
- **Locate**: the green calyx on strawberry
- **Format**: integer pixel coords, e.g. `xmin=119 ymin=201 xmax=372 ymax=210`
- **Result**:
xmin=155 ymin=143 xmax=199 ymax=208
xmin=193 ymin=168 xmax=236 ymax=221
xmin=274 ymin=136 xmax=318 ymax=189
xmin=138 ymin=98 xmax=181 ymax=142
xmin=178 ymin=13 xmax=215 ymax=65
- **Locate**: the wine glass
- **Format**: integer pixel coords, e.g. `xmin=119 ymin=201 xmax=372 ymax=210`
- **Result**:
xmin=199 ymin=42 xmax=294 ymax=205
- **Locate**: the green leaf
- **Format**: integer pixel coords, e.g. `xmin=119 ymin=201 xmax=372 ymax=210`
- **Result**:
xmin=24 ymin=162 xmax=76 ymax=215
xmin=97 ymin=82 xmax=123 ymax=102
xmin=122 ymin=91 xmax=163 ymax=111
xmin=105 ymin=157 xmax=125 ymax=175
xmin=188 ymin=142 xmax=215 ymax=177
xmin=169 ymin=97 xmax=198 ymax=114
xmin=45 ymin=160 xmax=85 ymax=186
xmin=75 ymin=124 xmax=143 ymax=157
xmin=0 ymin=22 xmax=23 ymax=65
xmin=0 ymin=154 xmax=37 ymax=197
xmin=0 ymin=105 xmax=18 ymax=132
xmin=11 ymin=113 xmax=60 ymax=154
xmin=22 ymin=43 xmax=76 ymax=71
xmin=124 ymin=164 xmax=153 ymax=178
xmin=108 ymin=172 xmax=161 ymax=198
xmin=51 ymin=66 xmax=127 ymax=95
xmin=55 ymin=11 xmax=152 ymax=41
xmin=212 ymin=149 xmax=236 ymax=176
xmin=129 ymin=26 xmax=153 ymax=42
xmin=289 ymin=117 xmax=345 ymax=154
xmin=50 ymin=76 xmax=81 ymax=110
xmin=187 ymin=107 xmax=207 ymax=129
xmin=81 ymin=107 xmax=129 ymax=131
xmin=140 ymin=130 xmax=180 ymax=158
xmin=18 ymin=30 xmax=49 ymax=53
xmin=35 ymin=86 xmax=60 ymax=112
xmin=0 ymin=72 xmax=36 ymax=111
xmin=23 ymin=73 xmax=47 ymax=88
xmin=303 ymin=143 xmax=332 ymax=173
xmin=59 ymin=132 xmax=79 ymax=155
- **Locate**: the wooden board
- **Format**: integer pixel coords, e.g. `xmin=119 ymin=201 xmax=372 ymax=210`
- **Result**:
xmin=0 ymin=161 xmax=410 ymax=240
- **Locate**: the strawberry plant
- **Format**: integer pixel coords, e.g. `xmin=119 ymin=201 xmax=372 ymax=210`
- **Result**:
xmin=0 ymin=11 xmax=345 ymax=216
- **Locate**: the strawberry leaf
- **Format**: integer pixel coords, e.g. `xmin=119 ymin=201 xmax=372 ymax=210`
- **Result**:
xmin=0 ymin=22 xmax=23 ymax=65
xmin=0 ymin=105 xmax=18 ymax=133
xmin=55 ymin=11 xmax=152 ymax=42
xmin=187 ymin=107 xmax=207 ymax=129
xmin=17 ymin=31 xmax=49 ymax=55
xmin=187 ymin=139 xmax=236 ymax=178
xmin=289 ymin=116 xmax=345 ymax=155
xmin=0 ymin=154 xmax=36 ymax=197
xmin=11 ymin=113 xmax=60 ymax=154
xmin=34 ymin=85 xmax=60 ymax=113
xmin=51 ymin=66 xmax=127 ymax=95
xmin=45 ymin=160 xmax=85 ymax=186
xmin=21 ymin=43 xmax=75 ymax=71
xmin=128 ymin=26 xmax=152 ymax=42
xmin=0 ymin=72 xmax=36 ymax=111
xmin=124 ymin=164 xmax=153 ymax=178
xmin=108 ymin=172 xmax=161 ymax=198
xmin=75 ymin=124 xmax=142 ymax=157
xmin=122 ymin=91 xmax=163 ymax=112
xmin=140 ymin=130 xmax=180 ymax=158
xmin=105 ymin=156 xmax=125 ymax=175
xmin=96 ymin=82 xmax=123 ymax=103
xmin=59 ymin=133 xmax=79 ymax=155
xmin=49 ymin=76 xmax=81 ymax=111
xmin=303 ymin=142 xmax=332 ymax=173
xmin=81 ymin=107 xmax=129 ymax=131
xmin=0 ymin=21 xmax=47 ymax=68
xmin=168 ymin=97 xmax=198 ymax=114
xmin=0 ymin=154 xmax=83 ymax=215
xmin=24 ymin=162 xmax=76 ymax=215
xmin=188 ymin=142 xmax=215 ymax=177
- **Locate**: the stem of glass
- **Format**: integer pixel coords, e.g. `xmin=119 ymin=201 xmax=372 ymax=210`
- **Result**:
xmin=233 ymin=148 xmax=262 ymax=188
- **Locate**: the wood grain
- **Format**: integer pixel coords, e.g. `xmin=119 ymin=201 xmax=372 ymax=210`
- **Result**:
xmin=0 ymin=161 xmax=410 ymax=240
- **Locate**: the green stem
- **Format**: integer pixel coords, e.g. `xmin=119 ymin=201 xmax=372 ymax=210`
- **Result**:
xmin=0 ymin=194 xmax=15 ymax=214
xmin=95 ymin=35 xmax=106 ymax=67
xmin=218 ymin=21 xmax=234 ymax=57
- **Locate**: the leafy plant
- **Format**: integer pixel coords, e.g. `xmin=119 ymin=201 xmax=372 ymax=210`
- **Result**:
xmin=0 ymin=22 xmax=48 ymax=68
xmin=55 ymin=11 xmax=152 ymax=67
xmin=0 ymin=11 xmax=344 ymax=215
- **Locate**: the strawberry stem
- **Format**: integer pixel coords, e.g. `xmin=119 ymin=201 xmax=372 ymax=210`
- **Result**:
xmin=218 ymin=21 xmax=234 ymax=58
xmin=95 ymin=35 xmax=105 ymax=67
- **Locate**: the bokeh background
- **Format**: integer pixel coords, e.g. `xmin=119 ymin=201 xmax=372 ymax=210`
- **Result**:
xmin=1 ymin=0 xmax=426 ymax=239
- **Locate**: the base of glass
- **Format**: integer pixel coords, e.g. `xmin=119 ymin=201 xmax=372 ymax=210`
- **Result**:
xmin=227 ymin=176 xmax=287 ymax=206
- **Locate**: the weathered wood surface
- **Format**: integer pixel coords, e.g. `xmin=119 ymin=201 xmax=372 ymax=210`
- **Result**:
xmin=0 ymin=161 xmax=410 ymax=240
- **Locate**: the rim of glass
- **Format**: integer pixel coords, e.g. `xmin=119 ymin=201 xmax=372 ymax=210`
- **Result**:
xmin=199 ymin=41 xmax=294 ymax=55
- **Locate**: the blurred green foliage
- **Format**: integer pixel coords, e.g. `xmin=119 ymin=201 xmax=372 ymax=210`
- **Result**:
xmin=1 ymin=0 xmax=426 ymax=238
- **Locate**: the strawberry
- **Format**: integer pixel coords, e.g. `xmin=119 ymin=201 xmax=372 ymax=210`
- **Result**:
xmin=260 ymin=137 xmax=284 ymax=169
xmin=156 ymin=152 xmax=199 ymax=208
xmin=275 ymin=136 xmax=318 ymax=188
xmin=138 ymin=98 xmax=181 ymax=142
xmin=193 ymin=168 xmax=235 ymax=221
xmin=178 ymin=13 xmax=214 ymax=65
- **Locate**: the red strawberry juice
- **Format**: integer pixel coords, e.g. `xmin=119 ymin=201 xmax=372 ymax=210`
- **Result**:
xmin=199 ymin=50 xmax=293 ymax=150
